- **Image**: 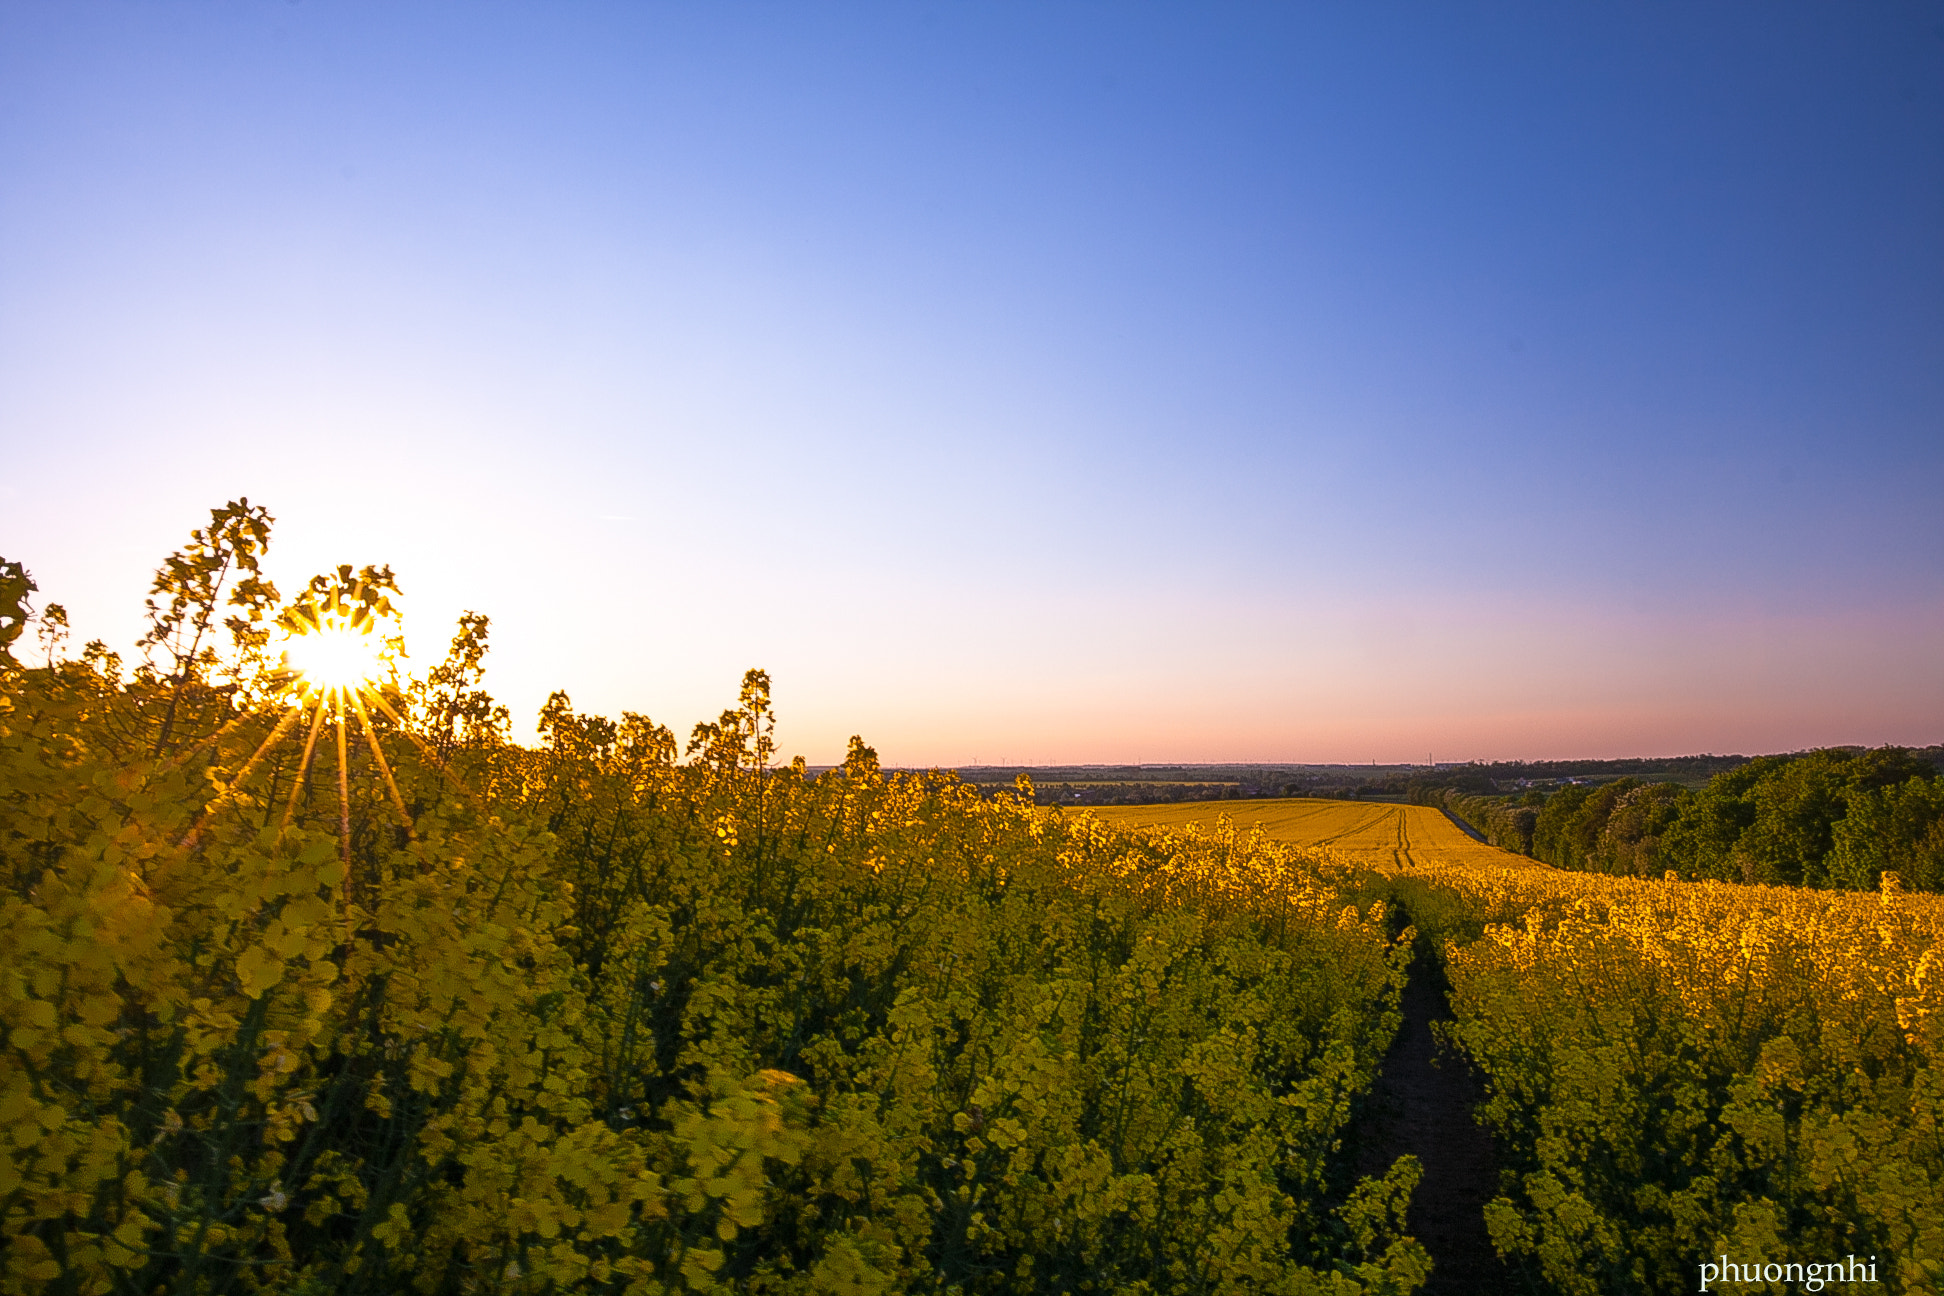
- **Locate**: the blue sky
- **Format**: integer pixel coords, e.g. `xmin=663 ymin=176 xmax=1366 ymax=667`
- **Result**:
xmin=2 ymin=2 xmax=1940 ymax=763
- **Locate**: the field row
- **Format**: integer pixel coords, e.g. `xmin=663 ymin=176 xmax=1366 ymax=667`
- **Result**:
xmin=1088 ymin=798 xmax=1944 ymax=1295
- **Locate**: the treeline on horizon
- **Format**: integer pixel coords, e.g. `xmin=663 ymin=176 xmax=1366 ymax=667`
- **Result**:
xmin=1421 ymin=748 xmax=1944 ymax=892
xmin=958 ymin=756 xmax=1760 ymax=807
xmin=955 ymin=749 xmax=1944 ymax=815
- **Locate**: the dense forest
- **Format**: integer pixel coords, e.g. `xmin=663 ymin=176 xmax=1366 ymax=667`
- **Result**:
xmin=1428 ymin=748 xmax=1944 ymax=891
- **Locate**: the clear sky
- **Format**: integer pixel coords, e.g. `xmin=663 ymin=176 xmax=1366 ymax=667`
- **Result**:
xmin=3 ymin=2 xmax=1941 ymax=765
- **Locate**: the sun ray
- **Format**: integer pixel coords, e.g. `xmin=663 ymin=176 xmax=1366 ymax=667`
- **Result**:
xmin=334 ymin=695 xmax=352 ymax=871
xmin=177 ymin=704 xmax=305 ymax=850
xmin=278 ymin=697 xmax=331 ymax=841
xmin=351 ymin=688 xmax=417 ymax=843
xmin=155 ymin=709 xmax=259 ymax=778
xmin=175 ymin=566 xmax=435 ymax=893
xmin=364 ymin=689 xmax=493 ymax=816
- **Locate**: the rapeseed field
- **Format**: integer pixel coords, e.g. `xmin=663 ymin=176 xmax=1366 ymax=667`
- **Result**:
xmin=0 ymin=520 xmax=1429 ymax=1296
xmin=6 ymin=507 xmax=1940 ymax=1294
xmin=1079 ymin=801 xmax=1529 ymax=875
xmin=1085 ymin=798 xmax=1944 ymax=1293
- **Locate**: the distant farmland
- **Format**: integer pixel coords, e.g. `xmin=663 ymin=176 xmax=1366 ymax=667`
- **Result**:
xmin=1077 ymin=796 xmax=1539 ymax=873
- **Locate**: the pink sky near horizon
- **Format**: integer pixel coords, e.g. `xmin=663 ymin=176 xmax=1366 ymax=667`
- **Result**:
xmin=8 ymin=483 xmax=1936 ymax=767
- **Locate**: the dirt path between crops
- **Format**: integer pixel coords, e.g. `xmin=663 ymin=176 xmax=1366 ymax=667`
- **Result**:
xmin=1356 ymin=944 xmax=1519 ymax=1295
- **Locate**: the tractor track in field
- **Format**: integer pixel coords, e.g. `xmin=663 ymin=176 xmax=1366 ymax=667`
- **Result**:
xmin=1303 ymin=802 xmax=1399 ymax=849
xmin=1356 ymin=934 xmax=1518 ymax=1296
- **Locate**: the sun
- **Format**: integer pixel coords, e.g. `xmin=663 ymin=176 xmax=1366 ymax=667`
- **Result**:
xmin=181 ymin=564 xmax=423 ymax=865
xmin=270 ymin=566 xmax=402 ymax=707
xmin=282 ymin=625 xmax=384 ymax=698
